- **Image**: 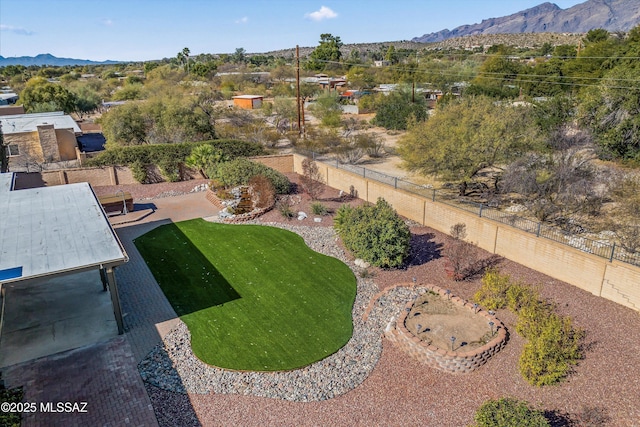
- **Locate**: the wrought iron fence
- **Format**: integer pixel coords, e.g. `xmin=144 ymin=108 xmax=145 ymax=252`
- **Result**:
xmin=296 ymin=150 xmax=640 ymax=268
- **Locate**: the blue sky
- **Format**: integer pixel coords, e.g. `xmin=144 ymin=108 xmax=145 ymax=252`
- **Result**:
xmin=1 ymin=0 xmax=586 ymax=62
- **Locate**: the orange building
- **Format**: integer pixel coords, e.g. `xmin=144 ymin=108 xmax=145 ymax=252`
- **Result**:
xmin=232 ymin=95 xmax=263 ymax=110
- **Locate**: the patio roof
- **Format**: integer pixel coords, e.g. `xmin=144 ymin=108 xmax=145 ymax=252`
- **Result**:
xmin=0 ymin=177 xmax=128 ymax=285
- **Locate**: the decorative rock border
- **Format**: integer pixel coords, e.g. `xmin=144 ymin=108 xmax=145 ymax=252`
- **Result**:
xmin=383 ymin=284 xmax=508 ymax=373
xmin=205 ymin=188 xmax=273 ymax=222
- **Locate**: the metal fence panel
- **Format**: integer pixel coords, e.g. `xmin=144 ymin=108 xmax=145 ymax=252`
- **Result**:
xmin=295 ymin=151 xmax=640 ymax=267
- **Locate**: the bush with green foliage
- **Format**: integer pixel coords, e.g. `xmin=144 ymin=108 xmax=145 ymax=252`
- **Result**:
xmin=0 ymin=383 xmax=23 ymax=427
xmin=519 ymin=311 xmax=584 ymax=386
xmin=474 ymin=270 xmax=584 ymax=386
xmin=371 ymin=89 xmax=428 ymax=130
xmin=334 ymin=198 xmax=410 ymax=268
xmin=209 ymin=158 xmax=290 ymax=194
xmin=129 ymin=160 xmax=148 ymax=183
xmin=473 ymin=268 xmax=512 ymax=310
xmin=310 ymin=202 xmax=328 ymax=215
xmin=89 ymin=140 xmax=265 ymax=168
xmin=89 ymin=140 xmax=265 ymax=183
xmin=474 ymin=398 xmax=549 ymax=427
xmin=276 ymin=196 xmax=295 ymax=219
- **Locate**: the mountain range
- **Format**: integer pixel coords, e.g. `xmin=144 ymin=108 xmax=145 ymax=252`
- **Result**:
xmin=0 ymin=53 xmax=121 ymax=67
xmin=3 ymin=0 xmax=640 ymax=66
xmin=412 ymin=0 xmax=640 ymax=43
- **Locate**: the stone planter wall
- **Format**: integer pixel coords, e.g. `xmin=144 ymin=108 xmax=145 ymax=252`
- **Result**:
xmin=205 ymin=189 xmax=273 ymax=223
xmin=384 ymin=284 xmax=508 ymax=374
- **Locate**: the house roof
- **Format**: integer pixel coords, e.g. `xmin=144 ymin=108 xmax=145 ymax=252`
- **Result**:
xmin=0 ymin=176 xmax=128 ymax=285
xmin=0 ymin=93 xmax=19 ymax=101
xmin=0 ymin=111 xmax=81 ymax=135
xmin=232 ymin=95 xmax=263 ymax=99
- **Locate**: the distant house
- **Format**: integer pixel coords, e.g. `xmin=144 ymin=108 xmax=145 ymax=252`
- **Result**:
xmin=423 ymin=89 xmax=444 ymax=109
xmin=0 ymin=112 xmax=81 ymax=171
xmin=232 ymin=95 xmax=263 ymax=110
xmin=374 ymin=60 xmax=391 ymax=67
xmin=301 ymin=75 xmax=347 ymax=92
xmin=339 ymin=90 xmax=372 ymax=102
xmin=0 ymin=93 xmax=19 ymax=105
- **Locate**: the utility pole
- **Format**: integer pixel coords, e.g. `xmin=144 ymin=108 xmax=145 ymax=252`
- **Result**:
xmin=296 ymin=45 xmax=302 ymax=136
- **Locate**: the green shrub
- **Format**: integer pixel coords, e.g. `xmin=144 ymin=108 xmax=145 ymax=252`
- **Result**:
xmin=515 ymin=299 xmax=554 ymax=339
xmin=158 ymin=159 xmax=180 ymax=182
xmin=474 ymin=269 xmax=584 ymax=387
xmin=310 ymin=202 xmax=328 ymax=215
xmin=334 ymin=198 xmax=410 ymax=268
xmin=130 ymin=160 xmax=148 ymax=183
xmin=276 ymin=197 xmax=295 ymax=219
xmin=209 ymin=158 xmax=290 ymax=194
xmin=0 ymin=384 xmax=23 ymax=427
xmin=475 ymin=398 xmax=549 ymax=427
xmin=473 ymin=268 xmax=511 ymax=310
xmin=519 ymin=313 xmax=584 ymax=386
xmin=506 ymin=283 xmax=540 ymax=313
xmin=88 ymin=139 xmax=265 ymax=168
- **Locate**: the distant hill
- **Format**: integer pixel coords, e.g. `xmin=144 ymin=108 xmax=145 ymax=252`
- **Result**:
xmin=0 ymin=53 xmax=122 ymax=67
xmin=413 ymin=0 xmax=640 ymax=43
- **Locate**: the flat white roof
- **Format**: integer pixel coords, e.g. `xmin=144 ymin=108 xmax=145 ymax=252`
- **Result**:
xmin=0 ymin=173 xmax=14 ymax=193
xmin=0 ymin=179 xmax=127 ymax=284
xmin=232 ymin=95 xmax=263 ymax=99
xmin=0 ymin=111 xmax=81 ymax=135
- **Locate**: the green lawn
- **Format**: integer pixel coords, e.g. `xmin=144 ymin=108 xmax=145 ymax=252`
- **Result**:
xmin=134 ymin=219 xmax=356 ymax=371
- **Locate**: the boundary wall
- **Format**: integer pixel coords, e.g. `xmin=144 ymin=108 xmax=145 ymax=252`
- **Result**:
xmin=13 ymin=166 xmax=136 ymax=189
xmin=289 ymin=153 xmax=640 ymax=313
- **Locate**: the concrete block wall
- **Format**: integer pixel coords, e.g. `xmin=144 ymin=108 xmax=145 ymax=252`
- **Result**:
xmin=250 ymin=154 xmax=295 ymax=174
xmin=16 ymin=166 xmax=138 ymax=189
xmin=494 ymin=226 xmax=607 ymax=297
xmin=289 ymin=153 xmax=640 ymax=313
xmin=384 ymin=284 xmax=508 ymax=373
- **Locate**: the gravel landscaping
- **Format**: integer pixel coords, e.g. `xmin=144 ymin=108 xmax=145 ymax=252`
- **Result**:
xmin=127 ymin=179 xmax=640 ymax=426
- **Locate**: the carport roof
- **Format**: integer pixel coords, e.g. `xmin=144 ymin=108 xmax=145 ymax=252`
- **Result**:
xmin=0 ymin=176 xmax=128 ymax=285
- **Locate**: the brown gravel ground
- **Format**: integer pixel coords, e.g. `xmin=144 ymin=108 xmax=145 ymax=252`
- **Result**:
xmin=126 ymin=177 xmax=640 ymax=427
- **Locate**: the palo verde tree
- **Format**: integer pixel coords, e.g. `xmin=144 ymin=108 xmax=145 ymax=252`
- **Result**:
xmin=397 ymin=96 xmax=543 ymax=195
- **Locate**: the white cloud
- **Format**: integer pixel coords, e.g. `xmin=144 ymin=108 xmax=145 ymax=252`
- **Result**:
xmin=305 ymin=6 xmax=338 ymax=21
xmin=0 ymin=25 xmax=35 ymax=36
xmin=235 ymin=16 xmax=249 ymax=24
xmin=101 ymin=18 xmax=114 ymax=26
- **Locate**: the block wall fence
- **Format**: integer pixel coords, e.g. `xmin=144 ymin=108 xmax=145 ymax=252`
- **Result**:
xmin=13 ymin=166 xmax=137 ymax=189
xmin=288 ymin=153 xmax=640 ymax=312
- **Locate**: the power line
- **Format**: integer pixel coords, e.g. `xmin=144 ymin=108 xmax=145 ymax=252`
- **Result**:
xmin=308 ymin=58 xmax=640 ymax=91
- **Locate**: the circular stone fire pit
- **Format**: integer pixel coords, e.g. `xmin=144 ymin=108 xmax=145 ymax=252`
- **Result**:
xmin=384 ymin=284 xmax=507 ymax=373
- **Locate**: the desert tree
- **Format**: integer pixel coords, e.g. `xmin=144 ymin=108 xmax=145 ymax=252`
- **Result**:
xmin=300 ymin=158 xmax=325 ymax=200
xmin=398 ymin=96 xmax=543 ymax=195
xmin=500 ymin=130 xmax=604 ymax=226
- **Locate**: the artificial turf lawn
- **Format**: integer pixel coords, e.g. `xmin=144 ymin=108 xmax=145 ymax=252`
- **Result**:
xmin=134 ymin=219 xmax=356 ymax=371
